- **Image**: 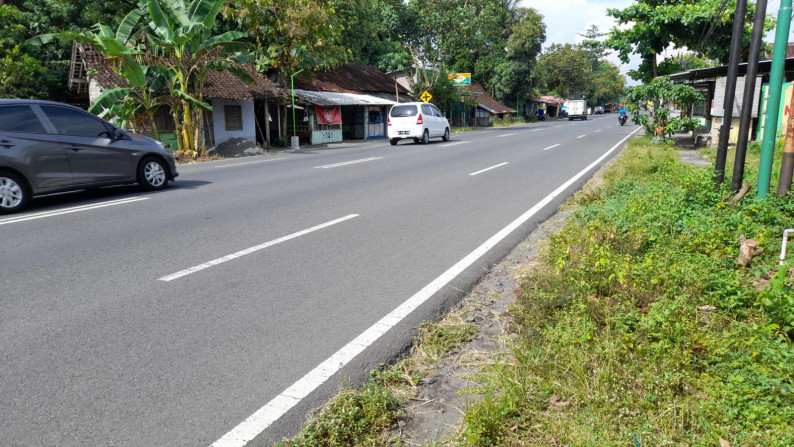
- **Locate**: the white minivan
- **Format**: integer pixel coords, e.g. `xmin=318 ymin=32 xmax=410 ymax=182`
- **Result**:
xmin=387 ymin=102 xmax=450 ymax=145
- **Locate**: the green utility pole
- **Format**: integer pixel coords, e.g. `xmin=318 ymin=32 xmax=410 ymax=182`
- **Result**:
xmin=757 ymin=0 xmax=792 ymax=199
xmin=290 ymin=69 xmax=304 ymax=138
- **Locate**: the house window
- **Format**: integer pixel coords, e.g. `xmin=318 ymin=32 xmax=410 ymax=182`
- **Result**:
xmin=224 ymin=105 xmax=243 ymax=131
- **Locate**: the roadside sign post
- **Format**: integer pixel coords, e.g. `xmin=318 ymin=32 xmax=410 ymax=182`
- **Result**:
xmin=290 ymin=69 xmax=304 ymax=149
xmin=420 ymin=91 xmax=432 ymax=103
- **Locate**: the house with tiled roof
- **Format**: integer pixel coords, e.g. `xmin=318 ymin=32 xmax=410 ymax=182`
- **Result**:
xmin=68 ymin=42 xmax=286 ymax=148
xmin=289 ymin=63 xmax=412 ymax=144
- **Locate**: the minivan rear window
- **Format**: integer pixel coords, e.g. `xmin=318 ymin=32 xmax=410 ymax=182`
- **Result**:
xmin=390 ymin=105 xmax=418 ymax=117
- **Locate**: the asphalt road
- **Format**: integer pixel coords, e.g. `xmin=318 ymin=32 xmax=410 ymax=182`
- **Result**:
xmin=0 ymin=115 xmax=640 ymax=446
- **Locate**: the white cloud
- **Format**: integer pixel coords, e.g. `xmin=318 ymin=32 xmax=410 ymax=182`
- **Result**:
xmin=519 ymin=0 xmax=640 ymax=84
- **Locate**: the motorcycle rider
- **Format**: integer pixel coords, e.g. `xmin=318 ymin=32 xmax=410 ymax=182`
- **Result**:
xmin=618 ymin=103 xmax=628 ymax=125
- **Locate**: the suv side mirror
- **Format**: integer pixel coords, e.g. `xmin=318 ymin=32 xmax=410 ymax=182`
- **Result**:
xmin=111 ymin=128 xmax=128 ymax=140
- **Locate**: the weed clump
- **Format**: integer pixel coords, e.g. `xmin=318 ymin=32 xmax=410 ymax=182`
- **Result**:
xmin=457 ymin=137 xmax=794 ymax=446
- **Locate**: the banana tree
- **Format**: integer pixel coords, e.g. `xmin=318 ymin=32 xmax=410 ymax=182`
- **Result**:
xmin=140 ymin=0 xmax=252 ymax=157
xmin=34 ymin=8 xmax=168 ymax=139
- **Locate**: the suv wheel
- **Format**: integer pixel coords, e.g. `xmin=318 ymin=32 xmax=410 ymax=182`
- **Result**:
xmin=0 ymin=171 xmax=29 ymax=215
xmin=442 ymin=128 xmax=450 ymax=142
xmin=421 ymin=129 xmax=430 ymax=144
xmin=390 ymin=138 xmax=398 ymax=146
xmin=138 ymin=157 xmax=168 ymax=191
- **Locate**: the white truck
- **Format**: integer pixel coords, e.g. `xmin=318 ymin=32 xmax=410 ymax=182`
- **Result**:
xmin=566 ymin=99 xmax=588 ymax=121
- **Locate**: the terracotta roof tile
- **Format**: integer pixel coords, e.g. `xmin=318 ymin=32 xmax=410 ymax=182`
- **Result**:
xmin=466 ymin=83 xmax=516 ymax=114
xmin=75 ymin=44 xmax=282 ymax=101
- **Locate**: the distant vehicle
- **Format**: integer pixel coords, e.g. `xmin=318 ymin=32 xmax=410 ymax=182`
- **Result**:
xmin=603 ymin=103 xmax=615 ymax=113
xmin=0 ymin=99 xmax=178 ymax=214
xmin=594 ymin=106 xmax=604 ymax=115
xmin=388 ymin=102 xmax=450 ymax=145
xmin=566 ymin=99 xmax=588 ymax=121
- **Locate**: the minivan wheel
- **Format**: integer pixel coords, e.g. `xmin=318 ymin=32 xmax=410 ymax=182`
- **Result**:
xmin=442 ymin=128 xmax=450 ymax=141
xmin=0 ymin=171 xmax=29 ymax=215
xmin=138 ymin=157 xmax=168 ymax=191
xmin=390 ymin=138 xmax=398 ymax=146
xmin=421 ymin=129 xmax=430 ymax=144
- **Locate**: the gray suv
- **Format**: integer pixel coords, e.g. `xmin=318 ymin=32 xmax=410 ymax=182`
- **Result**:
xmin=0 ymin=99 xmax=178 ymax=214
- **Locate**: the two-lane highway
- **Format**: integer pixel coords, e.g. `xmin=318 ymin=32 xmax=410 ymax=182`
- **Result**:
xmin=0 ymin=116 xmax=640 ymax=446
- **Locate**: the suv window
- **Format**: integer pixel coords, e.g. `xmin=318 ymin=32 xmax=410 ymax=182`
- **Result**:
xmin=421 ymin=104 xmax=433 ymax=115
xmin=0 ymin=105 xmax=46 ymax=133
xmin=41 ymin=105 xmax=111 ymax=138
xmin=390 ymin=105 xmax=418 ymax=117
xmin=431 ymin=105 xmax=443 ymax=117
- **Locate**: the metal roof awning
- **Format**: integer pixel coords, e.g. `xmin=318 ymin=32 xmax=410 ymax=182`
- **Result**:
xmin=292 ymin=90 xmax=397 ymax=106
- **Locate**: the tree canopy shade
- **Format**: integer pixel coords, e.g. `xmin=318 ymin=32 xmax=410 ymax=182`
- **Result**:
xmin=221 ymin=0 xmax=347 ymax=77
xmin=606 ymin=0 xmax=773 ymax=83
xmin=534 ymin=43 xmax=591 ymax=99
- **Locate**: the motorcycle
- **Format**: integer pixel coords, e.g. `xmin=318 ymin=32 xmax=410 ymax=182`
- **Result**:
xmin=618 ymin=113 xmax=627 ymax=126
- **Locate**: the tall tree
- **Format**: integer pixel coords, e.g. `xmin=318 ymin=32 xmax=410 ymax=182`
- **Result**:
xmin=534 ymin=43 xmax=590 ymax=98
xmin=0 ymin=4 xmax=49 ymax=98
xmin=606 ymin=0 xmax=772 ymax=83
xmin=5 ymin=0 xmax=138 ymax=101
xmin=221 ymin=0 xmax=346 ymax=79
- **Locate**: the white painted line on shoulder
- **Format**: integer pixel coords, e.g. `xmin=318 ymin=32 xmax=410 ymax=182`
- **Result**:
xmin=158 ymin=214 xmax=359 ymax=282
xmin=543 ymin=144 xmax=561 ymax=151
xmin=314 ymin=157 xmax=382 ymax=169
xmin=496 ymin=133 xmax=517 ymax=138
xmin=577 ymin=135 xmax=586 ymax=139
xmin=0 ymin=197 xmax=149 ymax=226
xmin=469 ymin=162 xmax=509 ymax=176
xmin=214 ymin=158 xmax=285 ymax=168
xmin=440 ymin=141 xmax=470 ymax=147
xmin=209 ymin=127 xmax=642 ymax=447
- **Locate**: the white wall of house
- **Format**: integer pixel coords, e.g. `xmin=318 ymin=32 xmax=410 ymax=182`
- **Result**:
xmin=211 ymin=98 xmax=256 ymax=144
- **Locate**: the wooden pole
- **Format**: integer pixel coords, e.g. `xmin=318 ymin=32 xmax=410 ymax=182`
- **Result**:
xmin=777 ymin=85 xmax=794 ymax=196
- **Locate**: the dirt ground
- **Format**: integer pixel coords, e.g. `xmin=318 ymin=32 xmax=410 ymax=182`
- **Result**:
xmin=388 ymin=208 xmax=572 ymax=445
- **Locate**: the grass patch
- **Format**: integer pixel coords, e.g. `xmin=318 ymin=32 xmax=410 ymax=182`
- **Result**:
xmin=452 ymin=137 xmax=794 ymax=446
xmin=276 ymin=312 xmax=478 ymax=446
xmin=492 ymin=116 xmax=526 ymax=128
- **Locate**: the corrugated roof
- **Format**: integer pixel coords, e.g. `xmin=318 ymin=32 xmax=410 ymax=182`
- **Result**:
xmin=533 ymin=95 xmax=566 ymax=105
xmin=292 ymin=90 xmax=397 ymax=106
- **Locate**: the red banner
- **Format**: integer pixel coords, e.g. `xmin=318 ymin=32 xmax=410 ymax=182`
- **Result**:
xmin=315 ymin=105 xmax=342 ymax=125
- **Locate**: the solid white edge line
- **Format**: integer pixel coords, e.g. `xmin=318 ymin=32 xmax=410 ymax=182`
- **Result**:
xmin=543 ymin=144 xmax=561 ymax=151
xmin=469 ymin=162 xmax=509 ymax=176
xmin=209 ymin=126 xmax=642 ymax=447
xmin=0 ymin=197 xmax=149 ymax=226
xmin=158 ymin=214 xmax=359 ymax=282
xmin=314 ymin=157 xmax=383 ymax=169
xmin=214 ymin=158 xmax=285 ymax=168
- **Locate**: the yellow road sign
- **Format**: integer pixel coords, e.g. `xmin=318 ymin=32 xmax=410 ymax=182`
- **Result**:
xmin=420 ymin=91 xmax=432 ymax=103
